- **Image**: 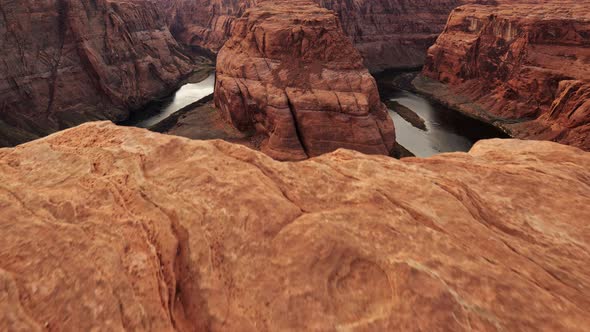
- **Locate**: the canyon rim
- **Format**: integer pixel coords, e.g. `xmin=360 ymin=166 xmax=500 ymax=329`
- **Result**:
xmin=0 ymin=0 xmax=589 ymax=331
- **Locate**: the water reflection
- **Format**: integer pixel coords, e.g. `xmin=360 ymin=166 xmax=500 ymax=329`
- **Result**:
xmin=129 ymin=73 xmax=216 ymax=128
xmin=384 ymin=88 xmax=508 ymax=157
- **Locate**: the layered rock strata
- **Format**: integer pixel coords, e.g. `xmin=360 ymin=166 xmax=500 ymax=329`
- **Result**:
xmin=0 ymin=0 xmax=197 ymax=146
xmin=422 ymin=3 xmax=590 ymax=150
xmin=162 ymin=0 xmax=257 ymax=53
xmin=1 ymin=121 xmax=590 ymax=330
xmin=164 ymin=0 xmax=490 ymax=71
xmin=214 ymin=0 xmax=396 ymax=160
xmin=315 ymin=0 xmax=484 ymax=71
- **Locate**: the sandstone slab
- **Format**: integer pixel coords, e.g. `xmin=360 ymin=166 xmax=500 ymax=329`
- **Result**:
xmin=0 ymin=122 xmax=590 ymax=330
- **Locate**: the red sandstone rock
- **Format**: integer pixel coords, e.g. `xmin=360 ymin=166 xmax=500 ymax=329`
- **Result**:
xmin=422 ymin=2 xmax=590 ymax=150
xmin=0 ymin=0 xmax=197 ymax=147
xmin=214 ymin=0 xmax=396 ymax=160
xmin=1 ymin=121 xmax=590 ymax=330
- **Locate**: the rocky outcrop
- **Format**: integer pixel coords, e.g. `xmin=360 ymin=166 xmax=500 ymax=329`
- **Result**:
xmin=214 ymin=0 xmax=395 ymax=160
xmin=164 ymin=0 xmax=492 ymax=71
xmin=422 ymin=3 xmax=590 ymax=150
xmin=2 ymin=121 xmax=590 ymax=330
xmin=0 ymin=0 xmax=198 ymax=147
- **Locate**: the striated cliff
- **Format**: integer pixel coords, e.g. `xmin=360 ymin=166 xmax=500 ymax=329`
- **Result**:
xmin=214 ymin=0 xmax=395 ymax=161
xmin=1 ymin=121 xmax=590 ymax=330
xmin=164 ymin=0 xmax=489 ymax=71
xmin=421 ymin=3 xmax=590 ymax=150
xmin=0 ymin=0 xmax=197 ymax=147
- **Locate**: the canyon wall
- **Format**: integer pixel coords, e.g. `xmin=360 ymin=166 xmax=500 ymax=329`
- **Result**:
xmin=1 ymin=121 xmax=590 ymax=330
xmin=161 ymin=0 xmax=257 ymax=54
xmin=315 ymin=0 xmax=484 ymax=71
xmin=0 ymin=0 xmax=196 ymax=147
xmin=164 ymin=0 xmax=488 ymax=71
xmin=214 ymin=0 xmax=395 ymax=160
xmin=422 ymin=3 xmax=590 ymax=150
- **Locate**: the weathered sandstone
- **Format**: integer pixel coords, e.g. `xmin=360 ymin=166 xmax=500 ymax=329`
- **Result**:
xmin=214 ymin=0 xmax=396 ymax=160
xmin=422 ymin=3 xmax=590 ymax=150
xmin=1 ymin=121 xmax=590 ymax=330
xmin=0 ymin=0 xmax=198 ymax=147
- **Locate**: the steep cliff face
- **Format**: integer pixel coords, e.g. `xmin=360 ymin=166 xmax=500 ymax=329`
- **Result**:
xmin=214 ymin=0 xmax=395 ymax=160
xmin=164 ymin=0 xmax=488 ymax=71
xmin=422 ymin=3 xmax=590 ymax=150
xmin=0 ymin=0 xmax=196 ymax=147
xmin=1 ymin=121 xmax=590 ymax=330
xmin=315 ymin=0 xmax=478 ymax=71
xmin=162 ymin=0 xmax=257 ymax=53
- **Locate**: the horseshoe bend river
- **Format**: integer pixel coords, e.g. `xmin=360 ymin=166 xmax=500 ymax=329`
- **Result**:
xmin=125 ymin=71 xmax=508 ymax=157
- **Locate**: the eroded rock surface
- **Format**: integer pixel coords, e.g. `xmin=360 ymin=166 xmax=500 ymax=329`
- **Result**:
xmin=422 ymin=3 xmax=590 ymax=150
xmin=0 ymin=0 xmax=198 ymax=147
xmin=1 ymin=121 xmax=590 ymax=330
xmin=214 ymin=0 xmax=395 ymax=160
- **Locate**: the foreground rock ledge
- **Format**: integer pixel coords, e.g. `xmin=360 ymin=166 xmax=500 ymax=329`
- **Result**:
xmin=214 ymin=0 xmax=395 ymax=161
xmin=1 ymin=122 xmax=590 ymax=331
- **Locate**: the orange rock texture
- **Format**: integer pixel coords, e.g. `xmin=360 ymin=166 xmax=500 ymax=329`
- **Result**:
xmin=422 ymin=2 xmax=590 ymax=150
xmin=214 ymin=0 xmax=396 ymax=161
xmin=1 ymin=121 xmax=590 ymax=330
xmin=0 ymin=0 xmax=196 ymax=146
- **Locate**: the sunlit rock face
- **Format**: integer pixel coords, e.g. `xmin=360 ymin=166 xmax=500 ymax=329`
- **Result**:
xmin=214 ymin=0 xmax=396 ymax=160
xmin=0 ymin=0 xmax=195 ymax=147
xmin=422 ymin=2 xmax=590 ymax=150
xmin=1 ymin=121 xmax=590 ymax=330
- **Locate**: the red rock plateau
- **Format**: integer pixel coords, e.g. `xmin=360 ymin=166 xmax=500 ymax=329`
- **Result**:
xmin=0 ymin=0 xmax=198 ymax=147
xmin=164 ymin=0 xmax=492 ymax=71
xmin=422 ymin=2 xmax=590 ymax=150
xmin=1 ymin=121 xmax=590 ymax=330
xmin=214 ymin=0 xmax=396 ymax=160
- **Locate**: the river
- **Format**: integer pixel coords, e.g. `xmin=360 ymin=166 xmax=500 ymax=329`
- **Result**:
xmin=382 ymin=87 xmax=509 ymax=157
xmin=128 ymin=71 xmax=508 ymax=157
xmin=125 ymin=73 xmax=216 ymax=128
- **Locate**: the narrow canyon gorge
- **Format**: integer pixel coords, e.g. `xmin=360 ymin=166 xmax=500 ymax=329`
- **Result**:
xmin=1 ymin=0 xmax=589 ymax=331
xmin=0 ymin=0 xmax=211 ymax=146
xmin=162 ymin=0 xmax=496 ymax=71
